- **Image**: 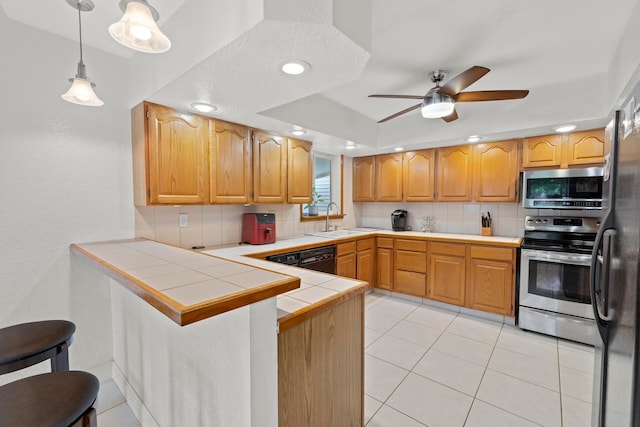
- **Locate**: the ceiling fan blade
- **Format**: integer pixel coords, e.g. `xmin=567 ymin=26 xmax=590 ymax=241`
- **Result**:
xmin=439 ymin=66 xmax=490 ymax=96
xmin=455 ymin=90 xmax=530 ymax=102
xmin=378 ymin=103 xmax=421 ymax=123
xmin=441 ymin=109 xmax=458 ymax=123
xmin=369 ymin=94 xmax=424 ymax=100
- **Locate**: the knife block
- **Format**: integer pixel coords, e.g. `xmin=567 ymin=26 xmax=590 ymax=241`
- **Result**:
xmin=481 ymin=226 xmax=493 ymax=236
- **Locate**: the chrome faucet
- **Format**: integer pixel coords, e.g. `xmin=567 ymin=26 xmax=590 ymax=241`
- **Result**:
xmin=324 ymin=202 xmax=340 ymax=232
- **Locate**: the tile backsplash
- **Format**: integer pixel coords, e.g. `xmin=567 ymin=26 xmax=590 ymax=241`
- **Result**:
xmin=358 ymin=202 xmax=602 ymax=237
xmin=135 ymin=204 xmax=354 ymax=249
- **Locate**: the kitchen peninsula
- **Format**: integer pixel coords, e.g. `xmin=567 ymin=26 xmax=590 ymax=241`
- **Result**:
xmin=71 ymin=237 xmax=369 ymax=427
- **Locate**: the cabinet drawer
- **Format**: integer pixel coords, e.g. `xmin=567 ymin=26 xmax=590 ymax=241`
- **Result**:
xmin=395 ymin=239 xmax=427 ymax=252
xmin=337 ymin=241 xmax=357 ymax=256
xmin=357 ymin=238 xmax=375 ymax=251
xmin=394 ymin=270 xmax=426 ymax=296
xmin=377 ymin=237 xmax=394 ymax=249
xmin=469 ymin=245 xmax=513 ymax=261
xmin=430 ymin=242 xmax=466 ymax=257
xmin=395 ymin=250 xmax=427 ymax=273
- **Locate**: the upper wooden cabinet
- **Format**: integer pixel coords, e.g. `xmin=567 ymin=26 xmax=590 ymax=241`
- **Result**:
xmin=473 ymin=140 xmax=519 ymax=202
xmin=287 ymin=138 xmax=313 ymax=204
xmin=251 ymin=130 xmax=288 ymax=204
xmin=375 ymin=153 xmax=403 ymax=201
xmin=403 ymin=149 xmax=435 ymax=202
xmin=523 ymin=128 xmax=604 ymax=169
xmin=522 ymin=134 xmax=562 ymax=168
xmin=133 ymin=102 xmax=209 ymax=205
xmin=209 ymin=120 xmax=251 ymax=204
xmin=353 ymin=156 xmax=376 ymax=202
xmin=436 ymin=145 xmax=473 ymax=201
xmin=566 ymin=129 xmax=605 ymax=166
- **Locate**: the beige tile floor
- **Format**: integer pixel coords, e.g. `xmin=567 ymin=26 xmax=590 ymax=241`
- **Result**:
xmin=96 ymin=292 xmax=595 ymax=427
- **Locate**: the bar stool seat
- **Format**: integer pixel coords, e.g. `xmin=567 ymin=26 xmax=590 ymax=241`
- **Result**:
xmin=0 ymin=320 xmax=75 ymax=374
xmin=0 ymin=370 xmax=99 ymax=427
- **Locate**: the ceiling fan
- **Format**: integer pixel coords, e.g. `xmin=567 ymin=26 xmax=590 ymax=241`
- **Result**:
xmin=369 ymin=66 xmax=529 ymax=123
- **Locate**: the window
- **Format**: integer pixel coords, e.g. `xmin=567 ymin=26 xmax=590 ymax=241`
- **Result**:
xmin=300 ymin=154 xmax=343 ymax=220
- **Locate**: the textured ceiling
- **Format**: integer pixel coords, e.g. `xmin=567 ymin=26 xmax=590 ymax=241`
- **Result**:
xmin=3 ymin=0 xmax=639 ymax=154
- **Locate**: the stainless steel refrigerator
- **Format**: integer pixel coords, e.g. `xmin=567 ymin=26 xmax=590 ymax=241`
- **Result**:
xmin=591 ymin=85 xmax=640 ymax=426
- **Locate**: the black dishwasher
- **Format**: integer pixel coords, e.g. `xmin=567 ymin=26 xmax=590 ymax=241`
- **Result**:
xmin=266 ymin=245 xmax=336 ymax=274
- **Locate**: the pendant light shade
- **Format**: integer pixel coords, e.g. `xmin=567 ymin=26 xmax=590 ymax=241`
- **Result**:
xmin=421 ymin=91 xmax=454 ymax=118
xmin=109 ymin=0 xmax=171 ymax=53
xmin=61 ymin=0 xmax=104 ymax=107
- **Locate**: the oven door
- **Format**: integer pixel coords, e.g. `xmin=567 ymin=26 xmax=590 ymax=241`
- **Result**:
xmin=520 ymin=249 xmax=594 ymax=319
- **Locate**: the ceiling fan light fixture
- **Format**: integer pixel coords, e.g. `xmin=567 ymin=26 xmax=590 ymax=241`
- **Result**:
xmin=109 ymin=0 xmax=171 ymax=53
xmin=421 ymin=92 xmax=455 ymax=118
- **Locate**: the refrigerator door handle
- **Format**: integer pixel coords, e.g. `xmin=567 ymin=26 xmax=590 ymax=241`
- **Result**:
xmin=591 ymin=211 xmax=614 ymax=330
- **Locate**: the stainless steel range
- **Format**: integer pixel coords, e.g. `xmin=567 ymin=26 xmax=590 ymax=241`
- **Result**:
xmin=518 ymin=215 xmax=601 ymax=345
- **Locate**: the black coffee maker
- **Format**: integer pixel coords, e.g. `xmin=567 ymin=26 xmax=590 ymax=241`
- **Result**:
xmin=391 ymin=209 xmax=408 ymax=231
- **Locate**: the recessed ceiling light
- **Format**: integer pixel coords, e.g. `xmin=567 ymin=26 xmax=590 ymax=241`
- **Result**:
xmin=291 ymin=126 xmax=306 ymax=136
xmin=394 ymin=147 xmax=404 ymax=152
xmin=466 ymin=135 xmax=482 ymax=143
xmin=344 ymin=140 xmax=357 ymax=150
xmin=280 ymin=60 xmax=310 ymax=75
xmin=191 ymin=102 xmax=217 ymax=113
xmin=554 ymin=124 xmax=577 ymax=133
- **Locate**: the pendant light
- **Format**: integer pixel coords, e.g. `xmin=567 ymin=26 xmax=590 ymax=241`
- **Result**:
xmin=109 ymin=0 xmax=171 ymax=53
xmin=61 ymin=0 xmax=104 ymax=107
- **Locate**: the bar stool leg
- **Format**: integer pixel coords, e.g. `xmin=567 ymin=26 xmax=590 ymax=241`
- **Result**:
xmin=51 ymin=342 xmax=70 ymax=372
xmin=70 ymin=407 xmax=96 ymax=427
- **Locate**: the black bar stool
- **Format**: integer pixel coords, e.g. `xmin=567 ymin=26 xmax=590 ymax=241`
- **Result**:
xmin=0 ymin=320 xmax=76 ymax=374
xmin=0 ymin=370 xmax=99 ymax=427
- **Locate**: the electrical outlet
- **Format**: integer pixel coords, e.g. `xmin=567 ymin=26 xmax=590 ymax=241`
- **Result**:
xmin=178 ymin=213 xmax=188 ymax=227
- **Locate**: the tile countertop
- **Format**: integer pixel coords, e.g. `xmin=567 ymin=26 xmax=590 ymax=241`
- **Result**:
xmin=70 ymin=239 xmax=302 ymax=327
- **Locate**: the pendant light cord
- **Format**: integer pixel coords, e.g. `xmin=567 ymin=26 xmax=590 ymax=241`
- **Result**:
xmin=77 ymin=5 xmax=84 ymax=65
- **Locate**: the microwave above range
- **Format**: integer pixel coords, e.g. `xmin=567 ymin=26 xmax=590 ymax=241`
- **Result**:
xmin=522 ymin=167 xmax=603 ymax=209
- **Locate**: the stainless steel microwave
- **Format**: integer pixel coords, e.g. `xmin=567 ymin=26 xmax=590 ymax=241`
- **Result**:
xmin=522 ymin=167 xmax=603 ymax=209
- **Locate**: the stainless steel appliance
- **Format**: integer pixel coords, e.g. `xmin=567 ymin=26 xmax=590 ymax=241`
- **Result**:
xmin=591 ymin=87 xmax=640 ymax=425
xmin=266 ymin=245 xmax=336 ymax=274
xmin=391 ymin=209 xmax=408 ymax=231
xmin=519 ymin=215 xmax=600 ymax=345
xmin=522 ymin=167 xmax=603 ymax=209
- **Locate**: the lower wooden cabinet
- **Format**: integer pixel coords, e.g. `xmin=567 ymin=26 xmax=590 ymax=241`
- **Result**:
xmin=466 ymin=245 xmax=515 ymax=316
xmin=336 ymin=241 xmax=357 ymax=279
xmin=394 ymin=239 xmax=427 ymax=297
xmin=428 ymin=242 xmax=466 ymax=306
xmin=375 ymin=238 xmax=394 ymax=290
xmin=356 ymin=238 xmax=375 ymax=286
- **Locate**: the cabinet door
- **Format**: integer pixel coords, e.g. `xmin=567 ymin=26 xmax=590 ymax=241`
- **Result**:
xmin=376 ymin=248 xmax=393 ymax=290
xmin=337 ymin=253 xmax=357 ymax=279
xmin=394 ymin=270 xmax=426 ymax=297
xmin=473 ymin=140 xmax=519 ymax=202
xmin=522 ymin=134 xmax=562 ymax=168
xmin=375 ymin=153 xmax=403 ymax=201
xmin=209 ymin=120 xmax=251 ymax=204
xmin=436 ymin=145 xmax=472 ymax=201
xmin=146 ymin=102 xmax=209 ymax=204
xmin=353 ymin=156 xmax=375 ymax=202
xmin=467 ymin=258 xmax=513 ymax=316
xmin=252 ymin=130 xmax=287 ymax=203
xmin=357 ymin=248 xmax=374 ymax=286
xmin=287 ymin=138 xmax=313 ymax=204
xmin=566 ymin=128 xmax=605 ymax=166
xmin=403 ymin=149 xmax=435 ymax=201
xmin=428 ymin=253 xmax=466 ymax=306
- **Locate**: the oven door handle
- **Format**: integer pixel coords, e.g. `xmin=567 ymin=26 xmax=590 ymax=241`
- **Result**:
xmin=522 ymin=250 xmax=592 ymax=265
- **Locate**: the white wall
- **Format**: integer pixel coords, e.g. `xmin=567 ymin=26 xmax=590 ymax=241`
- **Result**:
xmin=0 ymin=11 xmax=134 ymax=383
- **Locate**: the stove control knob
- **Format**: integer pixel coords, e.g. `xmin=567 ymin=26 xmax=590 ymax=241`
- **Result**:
xmin=535 ymin=219 xmax=541 ymax=223
xmin=542 ymin=219 xmax=548 ymax=223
